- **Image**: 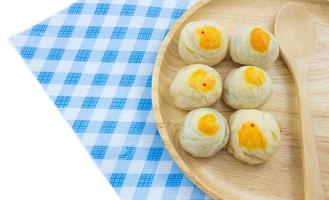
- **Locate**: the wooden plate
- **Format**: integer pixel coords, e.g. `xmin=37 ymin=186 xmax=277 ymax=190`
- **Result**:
xmin=152 ymin=0 xmax=329 ymax=199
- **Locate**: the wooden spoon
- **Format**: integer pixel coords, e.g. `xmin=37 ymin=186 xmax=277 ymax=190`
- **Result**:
xmin=275 ymin=3 xmax=324 ymax=200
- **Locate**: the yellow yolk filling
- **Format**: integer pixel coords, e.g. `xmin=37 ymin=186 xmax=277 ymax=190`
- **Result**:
xmin=196 ymin=26 xmax=222 ymax=49
xmin=244 ymin=66 xmax=265 ymax=86
xmin=187 ymin=69 xmax=216 ymax=93
xmin=238 ymin=122 xmax=267 ymax=150
xmin=198 ymin=114 xmax=220 ymax=136
xmin=250 ymin=27 xmax=271 ymax=52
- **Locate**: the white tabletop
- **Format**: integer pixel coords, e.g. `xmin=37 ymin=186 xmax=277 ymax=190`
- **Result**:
xmin=0 ymin=0 xmax=119 ymax=199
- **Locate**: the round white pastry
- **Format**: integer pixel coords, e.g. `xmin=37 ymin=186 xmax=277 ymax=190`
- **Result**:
xmin=180 ymin=108 xmax=229 ymax=157
xmin=229 ymin=26 xmax=279 ymax=69
xmin=170 ymin=64 xmax=222 ymax=110
xmin=228 ymin=109 xmax=281 ymax=164
xmin=223 ymin=66 xmax=273 ymax=109
xmin=178 ymin=20 xmax=228 ymax=66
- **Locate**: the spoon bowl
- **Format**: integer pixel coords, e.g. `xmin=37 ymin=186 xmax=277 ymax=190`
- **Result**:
xmin=275 ymin=3 xmax=317 ymax=59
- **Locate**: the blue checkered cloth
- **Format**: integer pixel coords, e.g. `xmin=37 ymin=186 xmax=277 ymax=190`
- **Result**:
xmin=10 ymin=0 xmax=210 ymax=199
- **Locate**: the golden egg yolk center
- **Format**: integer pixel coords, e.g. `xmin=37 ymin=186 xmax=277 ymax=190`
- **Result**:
xmin=250 ymin=27 xmax=271 ymax=52
xmin=238 ymin=122 xmax=267 ymax=150
xmin=196 ymin=26 xmax=222 ymax=49
xmin=198 ymin=114 xmax=220 ymax=136
xmin=187 ymin=69 xmax=216 ymax=93
xmin=244 ymin=66 xmax=265 ymax=86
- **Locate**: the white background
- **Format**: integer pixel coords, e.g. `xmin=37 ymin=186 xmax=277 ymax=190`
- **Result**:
xmin=0 ymin=0 xmax=119 ymax=199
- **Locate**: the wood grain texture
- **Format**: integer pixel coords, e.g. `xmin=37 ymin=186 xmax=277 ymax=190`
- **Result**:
xmin=152 ymin=0 xmax=329 ymax=199
xmin=275 ymin=3 xmax=325 ymax=199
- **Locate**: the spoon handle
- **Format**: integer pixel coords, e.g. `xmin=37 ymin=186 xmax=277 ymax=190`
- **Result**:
xmin=295 ymin=77 xmax=325 ymax=200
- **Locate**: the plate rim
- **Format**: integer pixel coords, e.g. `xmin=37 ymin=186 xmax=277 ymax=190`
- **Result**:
xmin=151 ymin=0 xmax=227 ymax=199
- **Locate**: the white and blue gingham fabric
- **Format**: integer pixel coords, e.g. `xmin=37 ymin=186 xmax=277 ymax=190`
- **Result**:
xmin=10 ymin=0 xmax=210 ymax=199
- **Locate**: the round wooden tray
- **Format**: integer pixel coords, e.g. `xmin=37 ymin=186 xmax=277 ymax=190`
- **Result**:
xmin=152 ymin=0 xmax=329 ymax=199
